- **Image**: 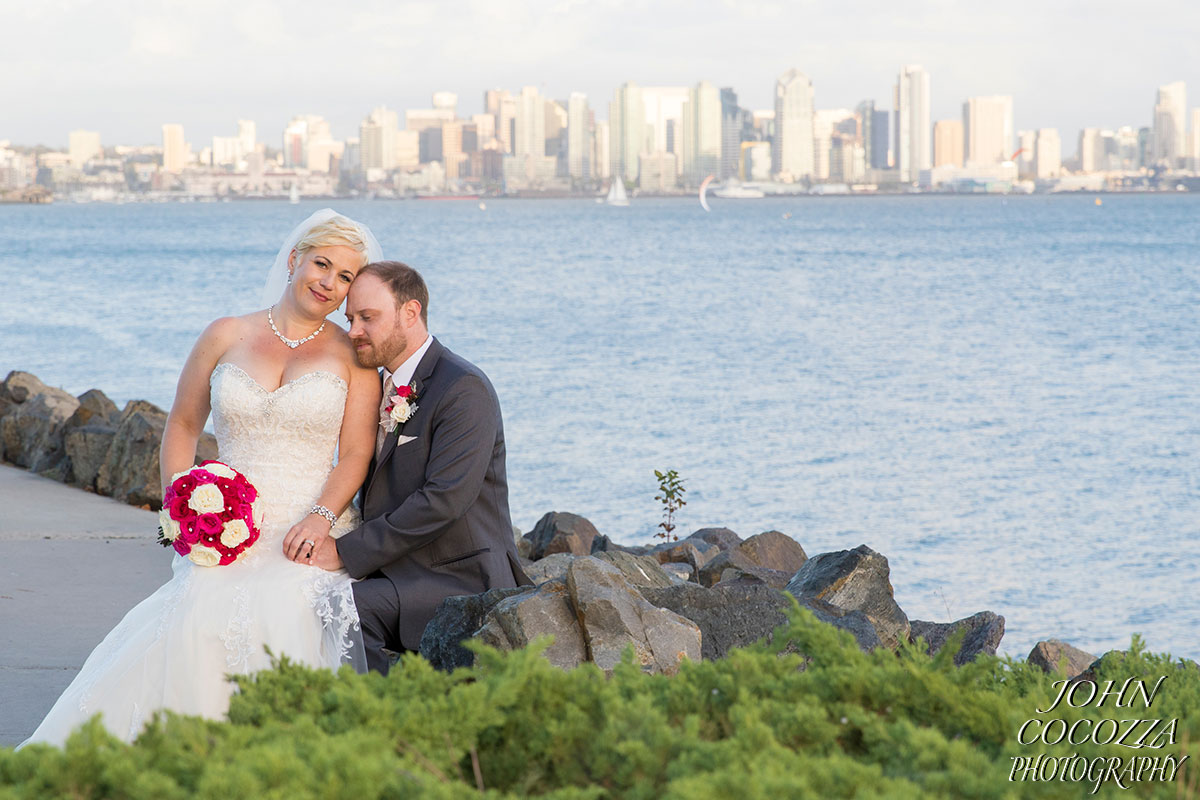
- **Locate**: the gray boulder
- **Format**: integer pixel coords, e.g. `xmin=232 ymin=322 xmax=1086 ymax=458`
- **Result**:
xmin=641 ymin=576 xmax=791 ymax=660
xmin=649 ymin=539 xmax=717 ymax=572
xmin=566 ymin=557 xmax=701 ymax=674
xmin=785 ymin=545 xmax=910 ymax=650
xmin=804 ymin=598 xmax=884 ymax=652
xmin=64 ymin=423 xmax=117 ymax=490
xmin=717 ymin=566 xmax=794 ymax=590
xmin=1027 ymin=639 xmax=1096 ymax=678
xmin=697 ymin=548 xmax=760 ymax=587
xmin=589 ymin=534 xmax=650 ymax=556
xmin=96 ymin=400 xmax=168 ymax=508
xmin=593 ymin=550 xmax=679 ymax=589
xmin=68 ymin=389 xmax=119 ymax=428
xmin=527 ymin=511 xmax=600 ymax=559
xmin=0 ymin=386 xmax=79 ymax=473
xmin=419 ymin=586 xmax=534 ymax=670
xmin=686 ymin=527 xmax=742 ymax=552
xmin=909 ymin=611 xmax=1006 ymax=665
xmin=523 ymin=553 xmax=578 ymax=586
xmin=661 ymin=562 xmax=694 ymax=582
xmin=0 ymin=371 xmax=49 ymax=418
xmin=476 ymin=579 xmax=587 ymax=670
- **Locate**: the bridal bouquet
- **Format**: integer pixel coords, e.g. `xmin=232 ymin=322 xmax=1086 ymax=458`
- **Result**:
xmin=157 ymin=461 xmax=261 ymax=567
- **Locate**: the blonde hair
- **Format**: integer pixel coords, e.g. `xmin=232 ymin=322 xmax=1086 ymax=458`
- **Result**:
xmin=293 ymin=216 xmax=370 ymax=267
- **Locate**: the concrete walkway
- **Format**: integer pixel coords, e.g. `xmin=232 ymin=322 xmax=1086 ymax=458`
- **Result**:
xmin=0 ymin=464 xmax=171 ymax=746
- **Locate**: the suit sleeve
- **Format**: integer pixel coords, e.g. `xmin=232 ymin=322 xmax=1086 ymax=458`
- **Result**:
xmin=337 ymin=374 xmax=497 ymax=579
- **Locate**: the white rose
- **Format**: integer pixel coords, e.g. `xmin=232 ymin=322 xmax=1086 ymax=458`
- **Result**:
xmin=389 ymin=401 xmax=417 ymax=424
xmin=203 ymin=462 xmax=237 ymax=480
xmin=188 ymin=546 xmax=221 ymax=567
xmin=158 ymin=510 xmax=180 ymax=542
xmin=220 ymin=519 xmax=250 ymax=548
xmin=188 ymin=484 xmax=225 ymax=514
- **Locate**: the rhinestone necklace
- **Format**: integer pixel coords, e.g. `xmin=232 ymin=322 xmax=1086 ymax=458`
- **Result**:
xmin=268 ymin=306 xmax=325 ymax=349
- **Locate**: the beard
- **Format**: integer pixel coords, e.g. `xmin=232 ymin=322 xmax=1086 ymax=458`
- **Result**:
xmin=352 ymin=326 xmax=409 ymax=369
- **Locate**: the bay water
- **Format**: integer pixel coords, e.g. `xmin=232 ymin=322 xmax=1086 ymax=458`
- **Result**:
xmin=3 ymin=194 xmax=1197 ymax=660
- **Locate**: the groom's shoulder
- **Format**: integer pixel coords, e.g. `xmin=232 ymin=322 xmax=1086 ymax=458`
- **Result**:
xmin=433 ymin=345 xmax=497 ymax=396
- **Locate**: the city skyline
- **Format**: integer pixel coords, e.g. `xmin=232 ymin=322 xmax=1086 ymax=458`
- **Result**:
xmin=4 ymin=0 xmax=1198 ymax=147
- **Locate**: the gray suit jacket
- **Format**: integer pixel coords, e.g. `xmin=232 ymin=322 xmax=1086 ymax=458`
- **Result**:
xmin=337 ymin=337 xmax=531 ymax=649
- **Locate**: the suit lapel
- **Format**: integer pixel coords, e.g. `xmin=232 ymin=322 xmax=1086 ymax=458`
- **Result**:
xmin=366 ymin=338 xmax=445 ymax=498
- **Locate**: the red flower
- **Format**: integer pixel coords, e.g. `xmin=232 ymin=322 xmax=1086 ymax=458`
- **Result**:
xmin=193 ymin=470 xmax=218 ymax=485
xmin=168 ymin=495 xmax=193 ymax=522
xmin=197 ymin=513 xmax=223 ymax=535
xmin=237 ymin=483 xmax=257 ymax=504
xmin=180 ymin=518 xmax=201 ymax=544
xmin=215 ymin=477 xmax=236 ymax=495
xmin=395 ymin=385 xmax=413 ymax=399
xmin=173 ymin=539 xmax=190 ymax=556
xmin=173 ymin=474 xmax=197 ymax=496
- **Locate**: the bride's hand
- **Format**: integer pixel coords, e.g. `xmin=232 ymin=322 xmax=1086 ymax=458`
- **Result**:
xmin=283 ymin=514 xmax=332 ymax=563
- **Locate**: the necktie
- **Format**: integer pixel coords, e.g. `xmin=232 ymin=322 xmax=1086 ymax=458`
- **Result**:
xmin=376 ymin=374 xmax=395 ymax=459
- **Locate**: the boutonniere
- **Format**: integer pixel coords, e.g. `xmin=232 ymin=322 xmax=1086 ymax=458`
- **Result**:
xmin=382 ymin=382 xmax=419 ymax=433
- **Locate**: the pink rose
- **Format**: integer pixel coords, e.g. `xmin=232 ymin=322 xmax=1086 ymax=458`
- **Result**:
xmin=193 ymin=470 xmax=218 ymax=485
xmin=237 ymin=483 xmax=257 ymax=504
xmin=168 ymin=495 xmax=193 ymax=522
xmin=173 ymin=539 xmax=190 ymax=556
xmin=180 ymin=518 xmax=201 ymax=545
xmin=395 ymin=385 xmax=413 ymax=399
xmin=215 ymin=477 xmax=236 ymax=496
xmin=197 ymin=513 xmax=223 ymax=535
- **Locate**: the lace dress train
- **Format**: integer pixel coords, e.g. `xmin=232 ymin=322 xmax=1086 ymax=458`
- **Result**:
xmin=22 ymin=363 xmax=365 ymax=747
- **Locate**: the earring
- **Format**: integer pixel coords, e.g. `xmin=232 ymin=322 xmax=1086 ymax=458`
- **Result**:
xmin=287 ymin=272 xmax=293 ymax=284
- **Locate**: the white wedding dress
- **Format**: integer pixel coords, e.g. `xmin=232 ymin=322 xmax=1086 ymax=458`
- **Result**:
xmin=22 ymin=362 xmax=365 ymax=747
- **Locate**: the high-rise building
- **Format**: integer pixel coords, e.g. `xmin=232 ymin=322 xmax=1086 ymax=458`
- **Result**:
xmin=237 ymin=121 xmax=256 ymax=156
xmin=68 ymin=130 xmax=101 ymax=168
xmin=609 ymin=82 xmax=645 ymax=183
xmin=395 ymin=130 xmax=419 ymax=170
xmin=1034 ymin=128 xmax=1061 ymax=178
xmin=681 ymin=81 xmax=721 ymax=186
xmin=515 ymin=86 xmax=545 ymax=159
xmin=360 ymin=106 xmax=399 ymax=172
xmin=773 ymin=69 xmax=814 ymax=181
xmin=1152 ymin=81 xmax=1186 ymax=167
xmin=593 ymin=120 xmax=611 ymax=179
xmin=641 ymin=86 xmax=689 ymax=158
xmin=933 ymin=119 xmax=964 ymax=167
xmin=1016 ymin=130 xmax=1036 ymax=177
xmin=962 ymin=95 xmax=1013 ymax=166
xmin=894 ymin=65 xmax=931 ymax=182
xmin=282 ymin=115 xmax=331 ymax=169
xmin=1077 ymin=128 xmax=1103 ymax=173
xmin=162 ymin=124 xmax=186 ymax=173
xmin=471 ymin=113 xmax=497 ymax=150
xmin=567 ymin=92 xmax=591 ymax=180
xmin=855 ymin=101 xmax=888 ymax=171
xmin=812 ymin=109 xmax=854 ymax=180
xmin=720 ymin=88 xmax=745 ymax=180
xmin=1190 ymin=109 xmax=1200 ymax=169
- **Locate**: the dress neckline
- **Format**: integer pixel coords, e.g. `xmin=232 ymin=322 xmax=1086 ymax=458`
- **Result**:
xmin=211 ymin=361 xmax=347 ymax=395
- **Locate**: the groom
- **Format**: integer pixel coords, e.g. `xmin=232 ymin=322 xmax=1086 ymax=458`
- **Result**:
xmin=311 ymin=260 xmax=531 ymax=673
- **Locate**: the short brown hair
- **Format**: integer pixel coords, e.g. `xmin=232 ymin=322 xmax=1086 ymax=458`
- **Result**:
xmin=359 ymin=261 xmax=429 ymax=325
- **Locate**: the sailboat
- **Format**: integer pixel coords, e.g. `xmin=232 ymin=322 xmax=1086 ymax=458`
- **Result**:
xmin=605 ymin=179 xmax=629 ymax=207
xmin=289 ymin=183 xmax=300 ymax=204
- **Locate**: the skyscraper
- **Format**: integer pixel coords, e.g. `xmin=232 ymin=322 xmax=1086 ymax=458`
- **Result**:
xmin=360 ymin=106 xmax=399 ymax=172
xmin=1190 ymin=109 xmax=1200 ymax=169
xmin=515 ymin=86 xmax=546 ymax=159
xmin=161 ymin=124 xmax=186 ymax=173
xmin=1034 ymin=128 xmax=1061 ymax=178
xmin=812 ymin=109 xmax=854 ymax=180
xmin=894 ymin=65 xmax=931 ymax=182
xmin=773 ymin=69 xmax=814 ymax=181
xmin=962 ymin=95 xmax=1013 ymax=166
xmin=593 ymin=120 xmax=611 ymax=179
xmin=681 ymin=81 xmax=721 ymax=186
xmin=933 ymin=119 xmax=964 ymax=167
xmin=720 ymin=88 xmax=744 ymax=180
xmin=609 ymin=82 xmax=645 ymax=183
xmin=68 ymin=130 xmax=101 ymax=168
xmin=1016 ymin=130 xmax=1037 ymax=177
xmin=1152 ymin=81 xmax=1186 ymax=166
xmin=567 ymin=92 xmax=591 ymax=180
xmin=855 ymin=101 xmax=888 ymax=171
xmin=1077 ymin=128 xmax=1103 ymax=173
xmin=237 ymin=120 xmax=256 ymax=156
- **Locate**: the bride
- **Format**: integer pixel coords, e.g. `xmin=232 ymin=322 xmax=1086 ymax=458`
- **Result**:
xmin=21 ymin=209 xmax=383 ymax=747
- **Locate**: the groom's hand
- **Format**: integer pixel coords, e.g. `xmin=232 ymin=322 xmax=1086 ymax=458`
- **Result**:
xmin=310 ymin=538 xmax=345 ymax=572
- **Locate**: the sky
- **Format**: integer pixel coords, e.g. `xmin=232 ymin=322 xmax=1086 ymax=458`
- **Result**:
xmin=4 ymin=0 xmax=1198 ymax=153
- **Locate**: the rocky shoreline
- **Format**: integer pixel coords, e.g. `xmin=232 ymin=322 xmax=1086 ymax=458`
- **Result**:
xmin=0 ymin=369 xmax=1119 ymax=681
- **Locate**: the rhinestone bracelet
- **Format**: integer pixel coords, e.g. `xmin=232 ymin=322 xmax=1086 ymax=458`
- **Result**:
xmin=310 ymin=504 xmax=337 ymax=527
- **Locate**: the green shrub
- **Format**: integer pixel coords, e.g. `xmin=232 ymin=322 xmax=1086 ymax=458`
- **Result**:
xmin=3 ymin=603 xmax=1197 ymax=799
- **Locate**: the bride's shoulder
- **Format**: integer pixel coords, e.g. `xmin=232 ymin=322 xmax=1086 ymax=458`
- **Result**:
xmin=198 ymin=313 xmax=262 ymax=342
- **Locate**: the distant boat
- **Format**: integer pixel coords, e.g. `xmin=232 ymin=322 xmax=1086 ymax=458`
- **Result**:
xmin=605 ymin=180 xmax=629 ymax=207
xmin=289 ymin=183 xmax=299 ymax=204
xmin=714 ymin=180 xmax=765 ymax=199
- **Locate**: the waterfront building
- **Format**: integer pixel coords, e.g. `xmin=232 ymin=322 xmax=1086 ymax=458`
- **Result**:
xmin=360 ymin=106 xmax=399 ymax=171
xmin=894 ymin=65 xmax=931 ymax=183
xmin=515 ymin=86 xmax=546 ymax=159
xmin=593 ymin=120 xmax=611 ymax=179
xmin=1190 ymin=109 xmax=1200 ymax=169
xmin=161 ymin=124 xmax=187 ymax=174
xmin=720 ymin=88 xmax=745 ymax=180
xmin=638 ymin=151 xmax=677 ymax=191
xmin=471 ymin=113 xmax=497 ymax=150
xmin=237 ymin=121 xmax=256 ymax=157
xmin=854 ymin=101 xmax=888 ymax=170
xmin=68 ymin=130 xmax=101 ymax=169
xmin=741 ymin=141 xmax=771 ymax=181
xmin=1016 ymin=129 xmax=1036 ymax=178
xmin=567 ymin=92 xmax=591 ymax=180
xmin=681 ymin=80 xmax=721 ymax=186
xmin=813 ymin=109 xmax=854 ymax=180
xmin=933 ymin=119 xmax=964 ymax=167
xmin=1034 ymin=128 xmax=1061 ymax=178
xmin=1077 ymin=128 xmax=1103 ymax=173
xmin=773 ymin=69 xmax=815 ymax=181
xmin=609 ymin=82 xmax=645 ymax=184
xmin=1152 ymin=81 xmax=1186 ymax=167
xmin=962 ymin=95 xmax=1013 ymax=166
